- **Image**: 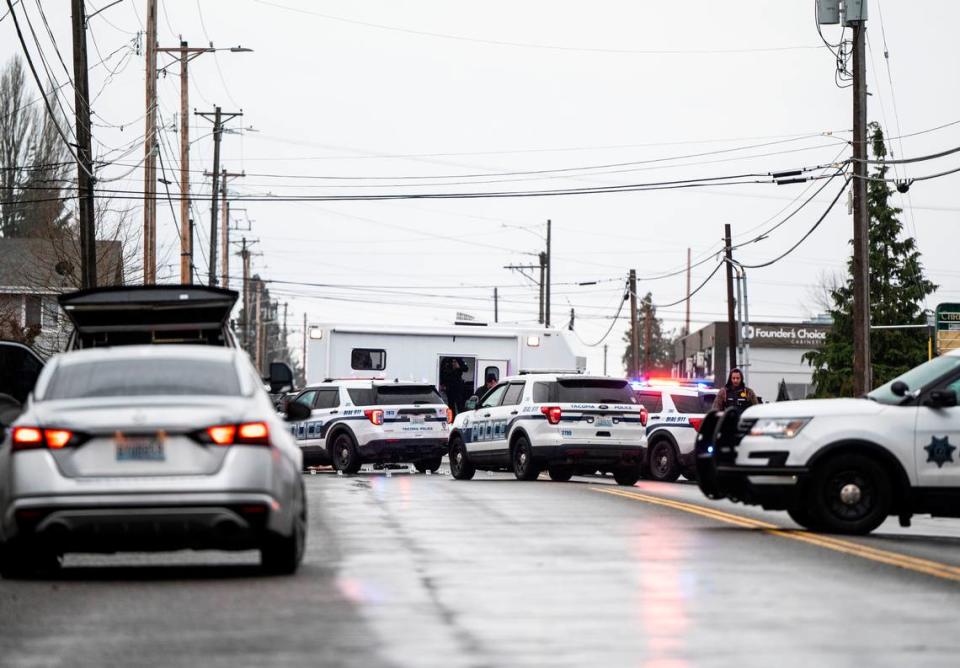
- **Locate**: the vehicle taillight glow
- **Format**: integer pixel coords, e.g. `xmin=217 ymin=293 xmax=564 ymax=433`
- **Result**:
xmin=540 ymin=406 xmax=562 ymax=425
xmin=207 ymin=425 xmax=237 ymax=445
xmin=639 ymin=406 xmax=649 ymax=427
xmin=12 ymin=427 xmax=43 ymax=450
xmin=689 ymin=417 xmax=703 ymax=432
xmin=237 ymin=421 xmax=270 ymax=444
xmin=446 ymin=408 xmax=454 ymax=424
xmin=364 ymin=409 xmax=384 ymax=426
xmin=44 ymin=429 xmax=74 ymax=449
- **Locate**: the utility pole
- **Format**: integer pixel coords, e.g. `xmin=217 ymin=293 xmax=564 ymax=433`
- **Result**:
xmin=255 ymin=279 xmax=263 ymax=374
xmin=503 ymin=262 xmax=544 ymax=323
xmin=569 ymin=307 xmax=575 ymax=331
xmin=142 ymin=0 xmax=158 ymax=284
xmin=211 ymin=168 xmax=245 ymax=288
xmin=282 ymin=301 xmax=289 ymax=353
xmin=538 ymin=253 xmax=546 ymax=324
xmin=629 ymin=269 xmax=640 ymax=378
xmin=643 ymin=301 xmax=652 ymax=373
xmin=685 ymin=247 xmax=691 ymax=335
xmin=157 ymin=43 xmax=252 ymax=284
xmin=239 ymin=237 xmax=251 ymax=352
xmin=70 ymin=0 xmax=97 ymax=289
xmin=545 ymin=219 xmax=552 ymax=328
xmin=196 ymin=108 xmax=242 ymax=286
xmin=603 ymin=343 xmax=608 ymax=376
xmin=724 ymin=224 xmax=738 ymax=372
xmin=301 ymin=312 xmax=308 ymax=386
xmin=493 ymin=287 xmax=499 ymax=323
xmin=851 ymin=16 xmax=872 ymax=394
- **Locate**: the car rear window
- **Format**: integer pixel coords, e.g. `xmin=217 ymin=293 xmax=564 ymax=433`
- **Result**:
xmin=44 ymin=358 xmax=242 ymax=399
xmin=670 ymin=393 xmax=716 ymax=414
xmin=347 ymin=385 xmax=442 ymax=406
xmin=635 ymin=391 xmax=663 ymax=413
xmin=556 ymin=379 xmax=636 ymax=404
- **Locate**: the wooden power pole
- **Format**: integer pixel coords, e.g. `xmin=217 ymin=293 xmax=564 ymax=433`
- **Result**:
xmin=142 ymin=0 xmax=158 ymax=284
xmin=724 ymin=224 xmax=738 ymax=372
xmin=70 ymin=0 xmax=97 ymax=288
xmin=195 ymin=108 xmax=242 ymax=286
xmin=643 ymin=300 xmax=652 ymax=373
xmin=685 ymin=247 xmax=692 ymax=335
xmin=239 ymin=236 xmax=251 ymax=351
xmin=629 ymin=269 xmax=640 ymax=378
xmin=254 ymin=279 xmax=263 ymax=373
xmin=216 ymin=169 xmax=245 ymax=288
xmin=545 ymin=219 xmax=552 ymax=328
xmin=851 ymin=19 xmax=872 ymax=394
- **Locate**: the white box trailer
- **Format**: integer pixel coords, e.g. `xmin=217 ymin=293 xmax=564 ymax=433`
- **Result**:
xmin=305 ymin=323 xmax=585 ymax=395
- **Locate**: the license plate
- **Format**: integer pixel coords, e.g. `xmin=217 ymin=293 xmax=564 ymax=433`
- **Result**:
xmin=596 ymin=416 xmax=614 ymax=427
xmin=115 ymin=435 xmax=165 ymax=461
xmin=410 ymin=415 xmax=425 ymax=424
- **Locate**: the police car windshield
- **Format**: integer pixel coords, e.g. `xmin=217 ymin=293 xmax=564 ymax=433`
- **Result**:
xmin=557 ymin=379 xmax=636 ymax=404
xmin=370 ymin=385 xmax=443 ymax=406
xmin=867 ymin=355 xmax=960 ymax=405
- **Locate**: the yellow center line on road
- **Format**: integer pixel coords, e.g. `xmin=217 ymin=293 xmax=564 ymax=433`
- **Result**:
xmin=594 ymin=486 xmax=960 ymax=583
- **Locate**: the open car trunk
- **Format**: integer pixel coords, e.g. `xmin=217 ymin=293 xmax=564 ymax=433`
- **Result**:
xmin=59 ymin=286 xmax=239 ymax=348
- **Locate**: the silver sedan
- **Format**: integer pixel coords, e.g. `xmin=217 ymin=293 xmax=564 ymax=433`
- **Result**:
xmin=0 ymin=345 xmax=309 ymax=577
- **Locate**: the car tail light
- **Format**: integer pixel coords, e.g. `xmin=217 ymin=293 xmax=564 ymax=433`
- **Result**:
xmin=237 ymin=421 xmax=270 ymax=445
xmin=207 ymin=425 xmax=237 ymax=445
xmin=446 ymin=408 xmax=454 ymax=424
xmin=204 ymin=422 xmax=271 ymax=446
xmin=689 ymin=417 xmax=703 ymax=432
xmin=12 ymin=427 xmax=43 ymax=450
xmin=639 ymin=406 xmax=649 ymax=427
xmin=44 ymin=429 xmax=74 ymax=449
xmin=364 ymin=409 xmax=384 ymax=426
xmin=540 ymin=406 xmax=562 ymax=425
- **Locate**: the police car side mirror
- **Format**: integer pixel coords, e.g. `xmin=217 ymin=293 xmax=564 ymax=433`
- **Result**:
xmin=285 ymin=401 xmax=312 ymax=422
xmin=927 ymin=389 xmax=958 ymax=409
xmin=465 ymin=396 xmax=479 ymax=411
xmin=891 ymin=381 xmax=909 ymax=397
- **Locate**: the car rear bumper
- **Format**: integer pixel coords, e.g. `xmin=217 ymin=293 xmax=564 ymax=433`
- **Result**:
xmin=536 ymin=443 xmax=646 ymax=469
xmin=6 ymin=491 xmax=285 ymax=552
xmin=358 ymin=438 xmax=448 ymax=463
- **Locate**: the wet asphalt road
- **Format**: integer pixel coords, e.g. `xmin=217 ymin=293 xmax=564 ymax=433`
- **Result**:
xmin=2 ymin=470 xmax=960 ymax=667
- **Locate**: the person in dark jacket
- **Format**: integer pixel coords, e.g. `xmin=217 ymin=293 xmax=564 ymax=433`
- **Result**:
xmin=440 ymin=358 xmax=469 ymax=414
xmin=712 ymin=368 xmax=758 ymax=412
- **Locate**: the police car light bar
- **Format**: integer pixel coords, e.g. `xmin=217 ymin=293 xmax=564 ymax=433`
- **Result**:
xmin=518 ymin=369 xmax=585 ymax=375
xmin=631 ymin=377 xmax=715 ymax=390
xmin=322 ymin=376 xmax=386 ymax=382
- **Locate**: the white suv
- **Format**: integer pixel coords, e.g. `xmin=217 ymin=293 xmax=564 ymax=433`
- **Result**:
xmin=696 ymin=350 xmax=960 ymax=534
xmin=447 ymin=373 xmax=648 ymax=485
xmin=633 ymin=381 xmax=717 ymax=482
xmin=287 ymin=379 xmax=451 ymax=473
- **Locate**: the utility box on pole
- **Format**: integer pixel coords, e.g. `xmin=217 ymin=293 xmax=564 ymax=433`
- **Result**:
xmin=817 ymin=0 xmax=840 ymax=24
xmin=842 ymin=0 xmax=868 ymax=25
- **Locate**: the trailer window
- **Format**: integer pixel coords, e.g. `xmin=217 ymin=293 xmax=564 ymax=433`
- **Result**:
xmin=351 ymin=348 xmax=385 ymax=371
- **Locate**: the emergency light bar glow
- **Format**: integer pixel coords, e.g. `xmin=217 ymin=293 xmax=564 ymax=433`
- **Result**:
xmin=631 ymin=377 xmax=715 ymax=390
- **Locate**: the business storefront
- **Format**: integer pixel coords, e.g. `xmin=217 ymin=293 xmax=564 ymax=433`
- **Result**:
xmin=673 ymin=321 xmax=831 ymax=402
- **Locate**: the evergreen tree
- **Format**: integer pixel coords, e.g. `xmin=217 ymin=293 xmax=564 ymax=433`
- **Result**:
xmin=804 ymin=124 xmax=936 ymax=396
xmin=621 ymin=292 xmax=675 ymax=376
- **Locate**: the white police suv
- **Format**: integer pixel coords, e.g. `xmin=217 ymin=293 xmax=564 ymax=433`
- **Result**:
xmin=287 ymin=379 xmax=451 ymax=473
xmin=447 ymin=373 xmax=648 ymax=485
xmin=695 ymin=350 xmax=960 ymax=534
xmin=633 ymin=380 xmax=717 ymax=482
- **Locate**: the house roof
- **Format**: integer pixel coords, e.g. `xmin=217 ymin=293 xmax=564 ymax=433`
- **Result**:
xmin=0 ymin=238 xmax=124 ymax=291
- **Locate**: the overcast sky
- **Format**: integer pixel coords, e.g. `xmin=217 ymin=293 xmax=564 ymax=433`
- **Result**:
xmin=3 ymin=0 xmax=959 ymax=375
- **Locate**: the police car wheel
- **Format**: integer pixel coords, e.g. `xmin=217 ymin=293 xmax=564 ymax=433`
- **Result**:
xmin=449 ymin=437 xmax=475 ymax=480
xmin=811 ymin=454 xmax=891 ymax=535
xmin=613 ymin=465 xmax=641 ymax=487
xmin=331 ymin=432 xmax=362 ymax=474
xmin=548 ymin=466 xmax=573 ymax=482
xmin=512 ymin=436 xmax=540 ymax=481
xmin=414 ymin=456 xmax=443 ymax=474
xmin=648 ymin=440 xmax=681 ymax=483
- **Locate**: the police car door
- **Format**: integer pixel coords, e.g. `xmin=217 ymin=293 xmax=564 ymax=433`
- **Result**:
xmin=311 ymin=387 xmax=342 ymax=440
xmin=289 ymin=390 xmax=317 ymax=442
xmin=915 ymin=374 xmax=960 ymax=487
xmin=469 ymin=383 xmax=510 ymax=460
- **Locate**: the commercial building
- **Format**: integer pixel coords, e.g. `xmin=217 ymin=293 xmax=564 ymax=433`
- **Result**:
xmin=672 ymin=320 xmax=831 ymax=402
